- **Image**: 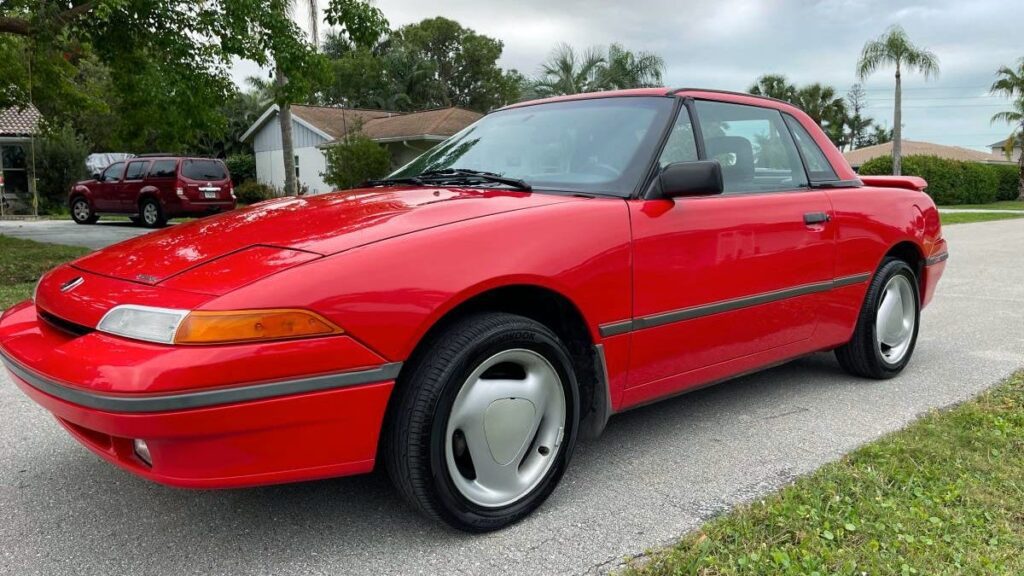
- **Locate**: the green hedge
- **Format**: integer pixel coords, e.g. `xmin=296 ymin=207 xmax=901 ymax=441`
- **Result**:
xmin=990 ymin=163 xmax=1020 ymax=201
xmin=234 ymin=180 xmax=274 ymax=204
xmin=858 ymin=154 xmax=1018 ymax=205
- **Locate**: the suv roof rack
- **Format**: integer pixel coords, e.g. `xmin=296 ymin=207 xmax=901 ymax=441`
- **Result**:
xmin=135 ymin=153 xmax=180 ymax=158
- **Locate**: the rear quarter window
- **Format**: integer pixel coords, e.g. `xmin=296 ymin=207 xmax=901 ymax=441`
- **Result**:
xmin=783 ymin=114 xmax=838 ymax=182
xmin=148 ymin=160 xmax=178 ymax=178
xmin=181 ymin=159 xmax=228 ymax=181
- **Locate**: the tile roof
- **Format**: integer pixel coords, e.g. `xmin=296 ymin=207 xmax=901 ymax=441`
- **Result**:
xmin=0 ymin=104 xmax=41 ymax=136
xmin=844 ymin=139 xmax=1010 ymax=167
xmin=360 ymin=107 xmax=482 ymax=142
xmin=289 ymin=105 xmax=400 ymax=139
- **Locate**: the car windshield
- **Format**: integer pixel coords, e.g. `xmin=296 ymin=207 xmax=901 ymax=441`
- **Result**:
xmin=391 ymin=97 xmax=675 ymax=197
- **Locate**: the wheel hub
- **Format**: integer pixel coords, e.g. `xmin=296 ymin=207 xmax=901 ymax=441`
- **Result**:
xmin=483 ymin=398 xmax=536 ymax=465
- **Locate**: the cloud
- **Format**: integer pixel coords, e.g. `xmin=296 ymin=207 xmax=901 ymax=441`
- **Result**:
xmin=237 ymin=0 xmax=1024 ymax=151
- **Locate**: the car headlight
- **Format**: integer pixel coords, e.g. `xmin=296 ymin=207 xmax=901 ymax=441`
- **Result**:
xmin=97 ymin=305 xmax=189 ymax=344
xmin=97 ymin=305 xmax=342 ymax=345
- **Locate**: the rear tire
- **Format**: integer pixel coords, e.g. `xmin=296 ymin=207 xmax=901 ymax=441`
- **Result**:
xmin=384 ymin=312 xmax=580 ymax=532
xmin=139 ymin=198 xmax=166 ymax=228
xmin=836 ymin=258 xmax=920 ymax=379
xmin=70 ymin=197 xmax=98 ymax=225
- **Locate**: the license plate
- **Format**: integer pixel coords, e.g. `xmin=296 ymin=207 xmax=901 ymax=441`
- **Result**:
xmin=203 ymin=190 xmax=218 ymax=199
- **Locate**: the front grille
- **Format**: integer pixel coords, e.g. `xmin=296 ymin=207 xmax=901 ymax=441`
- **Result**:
xmin=38 ymin=309 xmax=94 ymax=337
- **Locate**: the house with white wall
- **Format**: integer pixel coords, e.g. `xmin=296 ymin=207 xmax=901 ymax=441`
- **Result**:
xmin=240 ymin=105 xmax=481 ymax=195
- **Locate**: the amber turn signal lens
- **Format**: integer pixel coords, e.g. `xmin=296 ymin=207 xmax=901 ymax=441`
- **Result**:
xmin=174 ymin=309 xmax=343 ymax=344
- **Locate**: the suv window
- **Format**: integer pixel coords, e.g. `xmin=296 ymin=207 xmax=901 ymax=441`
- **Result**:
xmin=693 ymin=100 xmax=808 ymax=194
xmin=148 ymin=160 xmax=178 ymax=178
xmin=101 ymin=162 xmax=126 ymax=182
xmin=658 ymin=110 xmax=699 ymax=168
xmin=783 ymin=114 xmax=838 ymax=182
xmin=124 ymin=161 xmax=149 ymax=180
xmin=181 ymin=159 xmax=227 ymax=181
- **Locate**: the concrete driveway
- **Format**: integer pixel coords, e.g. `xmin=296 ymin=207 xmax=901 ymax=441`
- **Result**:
xmin=0 ymin=219 xmax=167 ymax=250
xmin=1 ymin=220 xmax=1022 ymax=575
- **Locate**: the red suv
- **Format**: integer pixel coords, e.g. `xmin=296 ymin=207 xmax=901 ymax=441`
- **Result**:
xmin=70 ymin=156 xmax=236 ymax=227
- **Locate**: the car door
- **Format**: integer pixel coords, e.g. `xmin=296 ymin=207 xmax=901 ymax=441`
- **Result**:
xmin=626 ymin=99 xmax=835 ymax=397
xmin=121 ymin=160 xmax=150 ymax=210
xmin=94 ymin=162 xmax=126 ymax=211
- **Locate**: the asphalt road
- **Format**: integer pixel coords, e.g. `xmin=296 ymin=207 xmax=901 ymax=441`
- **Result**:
xmin=2 ymin=220 xmax=1022 ymax=575
xmin=0 ymin=219 xmax=164 ymax=250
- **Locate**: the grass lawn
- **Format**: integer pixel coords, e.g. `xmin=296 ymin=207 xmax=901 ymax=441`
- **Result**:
xmin=939 ymin=200 xmax=1024 ymax=211
xmin=0 ymin=235 xmax=90 ymax=311
xmin=624 ymin=371 xmax=1024 ymax=576
xmin=940 ymin=212 xmax=1024 ymax=225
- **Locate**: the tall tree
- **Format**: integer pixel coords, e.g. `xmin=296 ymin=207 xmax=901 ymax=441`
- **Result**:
xmin=990 ymin=58 xmax=1024 ymax=200
xmin=844 ymin=84 xmax=875 ymax=150
xmin=392 ymin=17 xmax=521 ymax=112
xmin=856 ymin=25 xmax=939 ymax=175
xmin=748 ymin=74 xmax=797 ymax=101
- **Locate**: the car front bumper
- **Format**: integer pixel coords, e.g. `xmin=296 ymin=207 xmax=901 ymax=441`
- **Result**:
xmin=0 ymin=301 xmax=398 ymax=488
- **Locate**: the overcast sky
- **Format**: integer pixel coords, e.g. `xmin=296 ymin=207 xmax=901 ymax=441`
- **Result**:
xmin=234 ymin=0 xmax=1023 ymax=152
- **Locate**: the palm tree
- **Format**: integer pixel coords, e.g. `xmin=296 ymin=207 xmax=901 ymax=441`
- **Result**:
xmin=990 ymin=58 xmax=1024 ymax=200
xmin=748 ymin=74 xmax=797 ymax=101
xmin=794 ymin=83 xmax=847 ymax=146
xmin=533 ymin=43 xmax=665 ymax=97
xmin=600 ymin=43 xmax=664 ymax=89
xmin=533 ymin=44 xmax=607 ymax=97
xmin=856 ymin=25 xmax=939 ymax=175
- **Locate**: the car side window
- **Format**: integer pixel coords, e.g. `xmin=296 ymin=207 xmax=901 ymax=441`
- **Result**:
xmin=693 ymin=100 xmax=808 ymax=194
xmin=783 ymin=114 xmax=839 ymax=182
xmin=148 ymin=160 xmax=178 ymax=178
xmin=124 ymin=161 xmax=149 ymax=180
xmin=658 ymin=110 xmax=699 ymax=168
xmin=101 ymin=162 xmax=125 ymax=182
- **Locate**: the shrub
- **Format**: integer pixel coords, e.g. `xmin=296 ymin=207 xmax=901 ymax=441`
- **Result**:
xmin=234 ymin=179 xmax=274 ymax=204
xmin=990 ymin=163 xmax=1020 ymax=201
xmin=959 ymin=162 xmax=998 ymax=204
xmin=858 ymin=154 xmax=1004 ymax=205
xmin=34 ymin=123 xmax=90 ymax=213
xmin=224 ymin=153 xmax=256 ymax=185
xmin=322 ymin=133 xmax=391 ymax=190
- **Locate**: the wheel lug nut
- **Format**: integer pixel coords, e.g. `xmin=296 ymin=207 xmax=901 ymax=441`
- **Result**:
xmin=538 ymin=446 xmax=550 ymax=456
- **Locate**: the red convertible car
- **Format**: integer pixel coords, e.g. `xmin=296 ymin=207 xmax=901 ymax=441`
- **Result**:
xmin=0 ymin=88 xmax=946 ymax=532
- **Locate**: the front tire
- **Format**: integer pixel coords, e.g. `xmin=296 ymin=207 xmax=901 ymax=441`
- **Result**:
xmin=139 ymin=198 xmax=166 ymax=228
xmin=384 ymin=312 xmax=580 ymax=532
xmin=70 ymin=197 xmax=98 ymax=224
xmin=836 ymin=258 xmax=920 ymax=379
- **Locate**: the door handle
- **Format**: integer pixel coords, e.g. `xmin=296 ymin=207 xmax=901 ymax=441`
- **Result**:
xmin=803 ymin=212 xmax=831 ymax=225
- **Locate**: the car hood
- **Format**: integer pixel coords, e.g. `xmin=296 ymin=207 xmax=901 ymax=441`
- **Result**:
xmin=72 ymin=186 xmax=574 ymax=286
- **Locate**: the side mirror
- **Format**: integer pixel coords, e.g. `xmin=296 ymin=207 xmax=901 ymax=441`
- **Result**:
xmin=91 ymin=172 xmax=102 ymax=180
xmin=658 ymin=160 xmax=724 ymax=198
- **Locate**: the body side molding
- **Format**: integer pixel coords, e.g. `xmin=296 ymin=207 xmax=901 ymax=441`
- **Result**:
xmin=598 ymin=272 xmax=872 ymax=337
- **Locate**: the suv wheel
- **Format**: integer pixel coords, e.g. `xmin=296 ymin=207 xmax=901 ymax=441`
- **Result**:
xmin=139 ymin=198 xmax=166 ymax=228
xmin=71 ymin=197 xmax=98 ymax=225
xmin=384 ymin=312 xmax=579 ymax=532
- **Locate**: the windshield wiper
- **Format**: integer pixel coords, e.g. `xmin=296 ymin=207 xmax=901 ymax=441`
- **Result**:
xmin=366 ymin=168 xmax=531 ymax=192
xmin=418 ymin=169 xmax=531 ymax=191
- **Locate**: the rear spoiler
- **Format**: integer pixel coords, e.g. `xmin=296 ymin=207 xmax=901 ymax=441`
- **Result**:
xmin=859 ymin=175 xmax=928 ymax=192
